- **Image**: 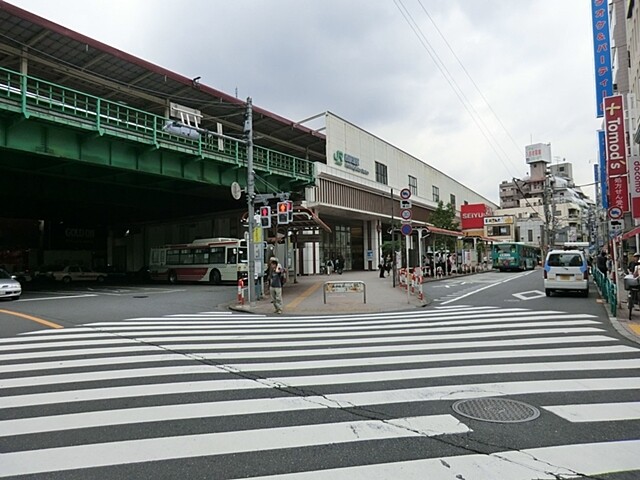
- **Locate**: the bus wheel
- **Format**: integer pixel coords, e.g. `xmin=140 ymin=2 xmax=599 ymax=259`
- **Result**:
xmin=210 ymin=269 xmax=221 ymax=285
xmin=168 ymin=271 xmax=178 ymax=284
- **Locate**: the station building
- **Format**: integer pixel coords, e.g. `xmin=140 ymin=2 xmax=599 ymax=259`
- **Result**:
xmin=0 ymin=2 xmax=497 ymax=276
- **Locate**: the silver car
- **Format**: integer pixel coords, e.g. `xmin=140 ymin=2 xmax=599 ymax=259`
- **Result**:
xmin=0 ymin=269 xmax=22 ymax=300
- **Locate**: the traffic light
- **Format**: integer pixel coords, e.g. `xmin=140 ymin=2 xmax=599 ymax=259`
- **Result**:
xmin=259 ymin=206 xmax=271 ymax=228
xmin=286 ymin=200 xmax=293 ymax=223
xmin=277 ymin=201 xmax=289 ymax=225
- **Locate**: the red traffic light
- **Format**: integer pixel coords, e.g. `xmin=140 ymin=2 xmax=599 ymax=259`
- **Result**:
xmin=260 ymin=206 xmax=271 ymax=216
xmin=277 ymin=202 xmax=288 ymax=213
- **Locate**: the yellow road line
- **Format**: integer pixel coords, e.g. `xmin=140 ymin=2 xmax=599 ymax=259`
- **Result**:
xmin=0 ymin=309 xmax=63 ymax=329
xmin=286 ymin=281 xmax=324 ymax=311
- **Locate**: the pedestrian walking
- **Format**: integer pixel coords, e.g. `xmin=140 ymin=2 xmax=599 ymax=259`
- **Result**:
xmin=269 ymin=258 xmax=284 ymax=314
xmin=379 ymin=258 xmax=386 ymax=278
xmin=596 ymin=250 xmax=608 ymax=276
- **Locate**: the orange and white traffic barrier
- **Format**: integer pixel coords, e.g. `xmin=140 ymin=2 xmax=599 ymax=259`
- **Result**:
xmin=237 ymin=278 xmax=245 ymax=305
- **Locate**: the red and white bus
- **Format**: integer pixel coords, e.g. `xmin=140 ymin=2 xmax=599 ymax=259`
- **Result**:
xmin=149 ymin=237 xmax=248 ymax=284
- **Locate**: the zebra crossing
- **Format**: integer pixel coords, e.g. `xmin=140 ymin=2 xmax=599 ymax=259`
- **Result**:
xmin=1 ymin=305 xmax=639 ymax=478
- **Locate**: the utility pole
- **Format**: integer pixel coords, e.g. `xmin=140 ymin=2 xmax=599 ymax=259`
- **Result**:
xmin=543 ymin=167 xmax=553 ymax=253
xmin=245 ymin=97 xmax=255 ymax=305
xmin=390 ymin=187 xmax=395 ymax=287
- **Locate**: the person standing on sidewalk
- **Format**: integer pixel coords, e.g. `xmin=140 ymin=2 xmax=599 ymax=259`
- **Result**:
xmin=269 ymin=258 xmax=284 ymax=314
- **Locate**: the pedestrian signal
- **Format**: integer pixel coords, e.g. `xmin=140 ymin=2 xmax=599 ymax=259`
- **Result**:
xmin=277 ymin=201 xmax=289 ymax=225
xmin=259 ymin=206 xmax=271 ymax=228
xmin=286 ymin=200 xmax=293 ymax=223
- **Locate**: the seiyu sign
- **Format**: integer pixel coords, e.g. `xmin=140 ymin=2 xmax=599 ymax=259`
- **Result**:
xmin=603 ymin=95 xmax=629 ymax=212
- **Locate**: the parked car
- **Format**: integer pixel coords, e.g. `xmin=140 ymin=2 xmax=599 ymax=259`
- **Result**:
xmin=0 ymin=268 xmax=21 ymax=300
xmin=543 ymin=249 xmax=589 ymax=297
xmin=51 ymin=265 xmax=106 ymax=283
xmin=34 ymin=264 xmax=65 ymax=282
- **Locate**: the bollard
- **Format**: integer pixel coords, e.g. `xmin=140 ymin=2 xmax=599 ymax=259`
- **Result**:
xmin=237 ymin=278 xmax=244 ymax=305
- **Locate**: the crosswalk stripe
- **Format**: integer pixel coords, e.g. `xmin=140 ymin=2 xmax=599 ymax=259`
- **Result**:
xmin=0 ymin=414 xmax=470 ymax=477
xmin=2 ymin=344 xmax=633 ymax=376
xmin=542 ymin=402 xmax=640 ymax=422
xmin=0 ymin=334 xmax=619 ymax=362
xmin=3 ymin=347 xmax=637 ymax=388
xmin=0 ymin=326 xmax=606 ymax=353
xmin=247 ymin=440 xmax=640 ymax=479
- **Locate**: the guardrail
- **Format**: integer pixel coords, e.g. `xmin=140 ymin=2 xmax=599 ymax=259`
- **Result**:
xmin=0 ymin=66 xmax=314 ymax=183
xmin=592 ymin=266 xmax=617 ymax=316
xmin=323 ymin=281 xmax=366 ymax=304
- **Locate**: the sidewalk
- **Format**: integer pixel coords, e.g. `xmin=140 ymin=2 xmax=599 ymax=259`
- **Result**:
xmin=611 ymin=271 xmax=640 ymax=344
xmin=230 ymin=268 xmax=481 ymax=316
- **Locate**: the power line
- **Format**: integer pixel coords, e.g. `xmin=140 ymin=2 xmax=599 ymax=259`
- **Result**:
xmin=393 ymin=0 xmax=520 ymax=180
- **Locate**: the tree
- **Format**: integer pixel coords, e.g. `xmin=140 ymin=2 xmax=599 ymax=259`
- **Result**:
xmin=429 ymin=201 xmax=459 ymax=230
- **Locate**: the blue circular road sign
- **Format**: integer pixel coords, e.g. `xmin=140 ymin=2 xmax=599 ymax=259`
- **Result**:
xmin=400 ymin=188 xmax=412 ymax=200
xmin=400 ymin=223 xmax=413 ymax=236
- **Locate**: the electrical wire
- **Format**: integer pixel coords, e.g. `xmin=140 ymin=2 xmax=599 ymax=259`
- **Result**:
xmin=393 ymin=0 xmax=520 ymax=179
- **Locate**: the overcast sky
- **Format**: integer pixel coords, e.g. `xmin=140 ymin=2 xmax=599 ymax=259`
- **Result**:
xmin=10 ymin=0 xmax=601 ymax=204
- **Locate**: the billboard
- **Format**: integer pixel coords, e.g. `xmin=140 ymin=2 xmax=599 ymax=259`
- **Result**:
xmin=603 ymin=95 xmax=629 ymax=212
xmin=591 ymin=0 xmax=614 ymax=118
xmin=525 ymin=143 xmax=552 ymax=164
xmin=630 ymin=156 xmax=640 ymax=218
xmin=460 ymin=203 xmax=488 ymax=230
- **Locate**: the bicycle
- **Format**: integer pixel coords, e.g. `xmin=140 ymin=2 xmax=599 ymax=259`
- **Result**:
xmin=625 ymin=276 xmax=640 ymax=319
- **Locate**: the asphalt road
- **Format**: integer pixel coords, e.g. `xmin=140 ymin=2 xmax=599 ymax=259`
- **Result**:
xmin=1 ymin=272 xmax=639 ymax=479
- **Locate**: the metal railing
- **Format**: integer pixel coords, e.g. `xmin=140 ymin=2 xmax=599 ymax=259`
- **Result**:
xmin=592 ymin=266 xmax=617 ymax=316
xmin=0 ymin=66 xmax=314 ymax=183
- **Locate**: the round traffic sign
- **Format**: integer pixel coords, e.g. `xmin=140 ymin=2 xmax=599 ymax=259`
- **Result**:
xmin=400 ymin=188 xmax=411 ymax=200
xmin=400 ymin=209 xmax=412 ymax=220
xmin=608 ymin=206 xmax=623 ymax=220
xmin=400 ymin=223 xmax=413 ymax=236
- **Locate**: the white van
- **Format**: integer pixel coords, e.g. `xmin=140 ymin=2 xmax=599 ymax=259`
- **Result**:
xmin=543 ymin=249 xmax=589 ymax=297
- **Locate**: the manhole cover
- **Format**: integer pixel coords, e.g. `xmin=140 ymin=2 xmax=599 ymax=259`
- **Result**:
xmin=452 ymin=398 xmax=540 ymax=423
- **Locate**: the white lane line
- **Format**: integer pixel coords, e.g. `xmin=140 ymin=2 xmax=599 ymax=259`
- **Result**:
xmin=440 ymin=272 xmax=528 ymax=305
xmin=268 ymin=359 xmax=640 ymax=387
xmin=0 ymin=327 xmax=606 ymax=353
xmin=81 ymin=310 xmax=594 ymax=330
xmin=0 ymin=334 xmax=619 ymax=362
xmin=225 ymin=345 xmax=638 ymax=372
xmin=16 ymin=294 xmax=98 ymax=302
xmin=543 ymin=402 xmax=640 ymax=422
xmin=0 ymin=345 xmax=638 ymax=378
xmin=248 ymin=440 xmax=640 ymax=479
xmin=0 ymin=415 xmax=469 ymax=478
xmin=0 ymin=319 xmax=601 ymax=348
xmin=0 ymin=317 xmax=602 ymax=349
xmin=22 ymin=308 xmax=527 ymax=333
xmin=0 ymin=378 xmax=271 ymax=409
xmin=4 ymin=375 xmax=640 ymax=412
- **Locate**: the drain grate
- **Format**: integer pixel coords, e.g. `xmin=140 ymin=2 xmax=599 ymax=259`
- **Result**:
xmin=452 ymin=398 xmax=540 ymax=424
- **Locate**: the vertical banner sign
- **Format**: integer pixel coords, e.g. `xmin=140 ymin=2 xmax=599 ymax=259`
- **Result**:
xmin=591 ymin=0 xmax=613 ymax=118
xmin=630 ymin=156 xmax=640 ymax=219
xmin=603 ymin=95 xmax=629 ymax=212
xmin=598 ymin=130 xmax=608 ymax=209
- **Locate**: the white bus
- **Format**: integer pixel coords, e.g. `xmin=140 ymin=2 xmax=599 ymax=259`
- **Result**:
xmin=149 ymin=237 xmax=248 ymax=284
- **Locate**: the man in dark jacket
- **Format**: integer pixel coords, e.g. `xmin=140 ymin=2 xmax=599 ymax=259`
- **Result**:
xmin=596 ymin=250 xmax=608 ymax=276
xmin=628 ymin=252 xmax=640 ymax=275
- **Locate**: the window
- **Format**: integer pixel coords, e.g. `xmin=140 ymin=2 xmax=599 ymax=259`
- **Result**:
xmin=432 ymin=185 xmax=440 ymax=203
xmin=528 ymin=230 xmax=533 ymax=242
xmin=408 ymin=175 xmax=418 ymax=196
xmin=450 ymin=194 xmax=456 ymax=209
xmin=375 ymin=162 xmax=388 ymax=185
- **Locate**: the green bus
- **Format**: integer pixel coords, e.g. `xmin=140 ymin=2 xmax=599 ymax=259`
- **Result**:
xmin=492 ymin=242 xmax=540 ymax=271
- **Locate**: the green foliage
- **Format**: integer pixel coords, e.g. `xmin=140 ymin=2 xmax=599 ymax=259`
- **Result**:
xmin=429 ymin=201 xmax=459 ymax=230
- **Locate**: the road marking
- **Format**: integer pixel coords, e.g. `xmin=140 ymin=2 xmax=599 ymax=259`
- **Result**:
xmin=0 ymin=334 xmax=617 ymax=362
xmin=543 ymin=402 xmax=640 ymax=422
xmin=4 ymin=376 xmax=640 ymax=427
xmin=16 ymin=294 xmax=97 ymax=302
xmin=0 ymin=415 xmax=468 ymax=477
xmin=247 ymin=440 xmax=640 ymax=479
xmin=440 ymin=271 xmax=531 ymax=305
xmin=0 ymin=309 xmax=63 ymax=329
xmin=629 ymin=323 xmax=640 ymax=335
xmin=513 ymin=290 xmax=546 ymax=300
xmin=286 ymin=280 xmax=325 ymax=310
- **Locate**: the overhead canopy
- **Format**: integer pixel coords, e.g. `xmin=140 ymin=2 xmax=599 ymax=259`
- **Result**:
xmin=621 ymin=226 xmax=640 ymax=241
